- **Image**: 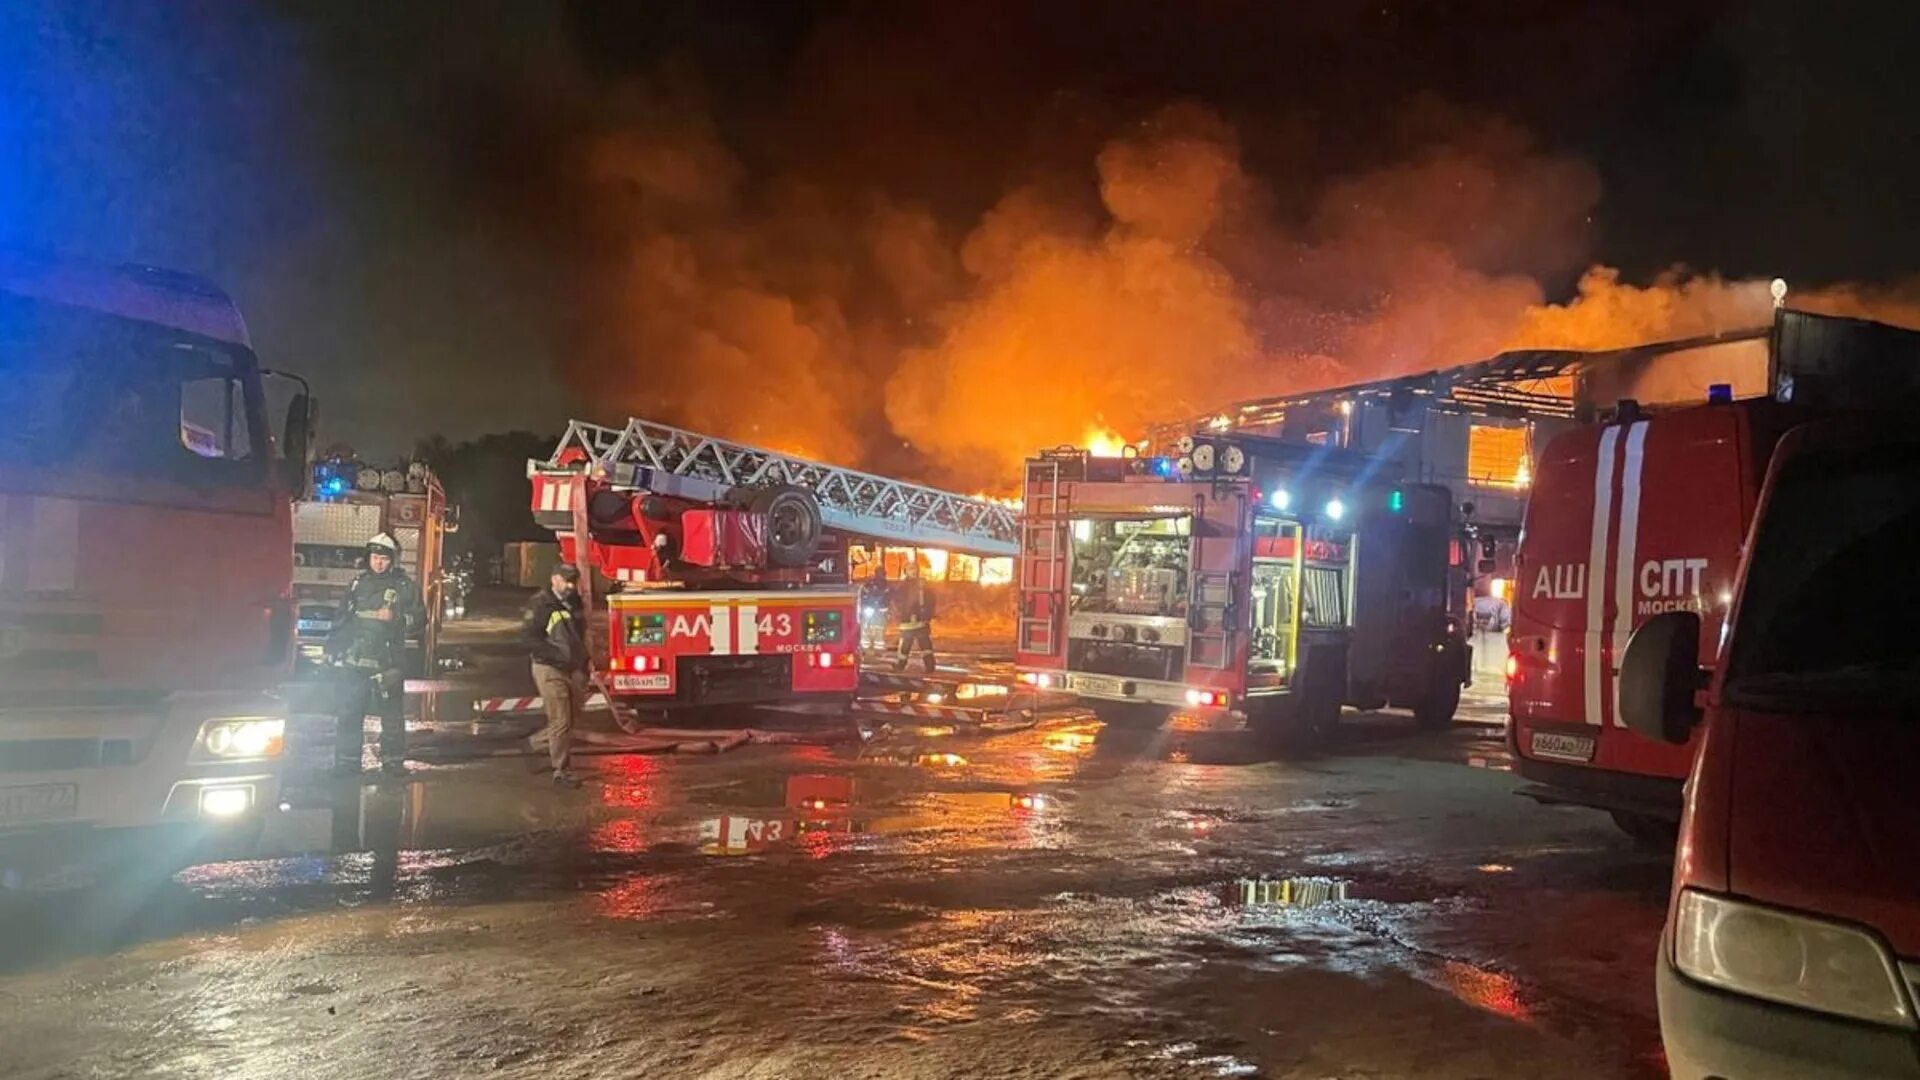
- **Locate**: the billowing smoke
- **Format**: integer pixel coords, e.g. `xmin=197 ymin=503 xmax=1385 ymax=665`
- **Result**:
xmin=561 ymin=71 xmax=1914 ymax=492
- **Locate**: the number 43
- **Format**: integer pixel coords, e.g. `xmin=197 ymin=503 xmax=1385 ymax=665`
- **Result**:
xmin=755 ymin=613 xmax=793 ymax=636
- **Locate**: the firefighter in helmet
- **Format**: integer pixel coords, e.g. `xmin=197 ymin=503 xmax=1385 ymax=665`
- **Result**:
xmin=326 ymin=532 xmax=424 ymax=776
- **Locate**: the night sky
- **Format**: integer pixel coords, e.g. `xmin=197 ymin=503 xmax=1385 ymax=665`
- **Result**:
xmin=3 ymin=1 xmax=1916 ymax=467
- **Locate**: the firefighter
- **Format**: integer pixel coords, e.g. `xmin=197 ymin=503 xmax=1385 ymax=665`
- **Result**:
xmin=859 ymin=564 xmax=890 ymax=652
xmin=326 ymin=532 xmax=423 ymax=776
xmin=522 ymin=563 xmax=588 ymax=788
xmin=892 ymin=569 xmax=937 ymax=674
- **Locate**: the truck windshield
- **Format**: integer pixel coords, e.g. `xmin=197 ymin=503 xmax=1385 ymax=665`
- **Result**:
xmin=0 ymin=292 xmax=266 ymax=487
xmin=1067 ymin=516 xmax=1191 ymax=617
xmin=1723 ymin=443 xmax=1920 ymax=708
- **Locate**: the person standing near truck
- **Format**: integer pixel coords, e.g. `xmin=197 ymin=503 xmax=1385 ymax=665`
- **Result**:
xmin=327 ymin=533 xmax=423 ymax=776
xmin=893 ymin=569 xmax=937 ymax=674
xmin=523 ymin=564 xmax=589 ymax=788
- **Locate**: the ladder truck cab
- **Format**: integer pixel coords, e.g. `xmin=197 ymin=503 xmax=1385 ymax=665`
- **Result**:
xmin=528 ymin=418 xmax=1018 ymax=719
xmin=1508 ymin=308 xmax=1920 ymax=844
xmin=1015 ymin=433 xmax=1469 ymax=745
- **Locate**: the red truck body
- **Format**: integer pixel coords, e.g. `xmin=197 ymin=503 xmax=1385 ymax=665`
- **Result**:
xmin=1508 ymin=400 xmax=1801 ymax=825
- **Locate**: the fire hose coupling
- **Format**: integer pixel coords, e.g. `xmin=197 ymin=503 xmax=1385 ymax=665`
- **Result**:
xmin=189 ymin=717 xmax=287 ymax=763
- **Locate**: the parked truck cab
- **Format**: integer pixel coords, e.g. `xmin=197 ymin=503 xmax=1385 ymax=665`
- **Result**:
xmin=0 ymin=251 xmax=308 ymax=869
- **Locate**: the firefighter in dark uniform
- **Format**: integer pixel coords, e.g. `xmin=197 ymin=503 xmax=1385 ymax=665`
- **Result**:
xmin=326 ymin=533 xmax=423 ymax=776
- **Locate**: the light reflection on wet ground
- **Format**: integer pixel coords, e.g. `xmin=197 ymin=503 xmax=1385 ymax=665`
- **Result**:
xmin=0 ymin=695 xmax=1671 ymax=1078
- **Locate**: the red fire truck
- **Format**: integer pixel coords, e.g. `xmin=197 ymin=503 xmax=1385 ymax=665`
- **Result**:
xmin=527 ymin=418 xmax=1018 ymax=723
xmin=0 ymin=251 xmax=310 ymax=856
xmin=1509 ymin=308 xmax=1920 ymax=843
xmin=1014 ymin=432 xmax=1469 ymax=744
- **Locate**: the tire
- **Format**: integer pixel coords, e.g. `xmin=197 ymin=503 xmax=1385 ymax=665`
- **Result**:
xmin=1610 ymin=810 xmax=1679 ymax=851
xmin=1414 ymin=677 xmax=1463 ymax=730
xmin=748 ymin=486 xmax=823 ymax=568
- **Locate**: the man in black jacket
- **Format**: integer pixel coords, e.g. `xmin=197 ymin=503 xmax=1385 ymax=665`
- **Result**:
xmin=522 ymin=563 xmax=589 ymax=787
xmin=326 ymin=533 xmax=424 ymax=776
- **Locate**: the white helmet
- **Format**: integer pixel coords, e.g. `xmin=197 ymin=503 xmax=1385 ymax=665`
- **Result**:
xmin=367 ymin=533 xmax=401 ymax=558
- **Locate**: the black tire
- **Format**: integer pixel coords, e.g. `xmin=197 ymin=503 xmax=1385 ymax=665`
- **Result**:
xmin=1610 ymin=810 xmax=1679 ymax=851
xmin=1414 ymin=677 xmax=1463 ymax=730
xmin=749 ymin=486 xmax=823 ymax=568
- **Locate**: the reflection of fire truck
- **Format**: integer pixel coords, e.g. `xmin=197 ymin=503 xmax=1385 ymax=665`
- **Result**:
xmin=292 ymin=458 xmax=452 ymax=673
xmin=528 ymin=418 xmax=1018 ymax=723
xmin=1015 ymin=432 xmax=1469 ymax=745
xmin=1 ymin=252 xmax=310 ymax=852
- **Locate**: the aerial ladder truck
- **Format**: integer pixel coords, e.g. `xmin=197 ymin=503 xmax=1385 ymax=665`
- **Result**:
xmin=527 ymin=418 xmax=1019 ymax=725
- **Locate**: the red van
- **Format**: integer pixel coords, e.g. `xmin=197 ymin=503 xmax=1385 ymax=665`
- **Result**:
xmin=1621 ymin=419 xmax=1920 ymax=1078
xmin=1507 ymin=397 xmax=1806 ymax=842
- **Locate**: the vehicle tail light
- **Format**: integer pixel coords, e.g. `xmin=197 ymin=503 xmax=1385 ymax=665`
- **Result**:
xmin=1183 ymin=688 xmax=1227 ymax=708
xmin=1504 ymin=654 xmax=1518 ymax=684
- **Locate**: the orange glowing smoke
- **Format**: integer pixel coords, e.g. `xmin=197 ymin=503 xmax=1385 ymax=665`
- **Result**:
xmin=572 ymin=89 xmax=1920 ymax=494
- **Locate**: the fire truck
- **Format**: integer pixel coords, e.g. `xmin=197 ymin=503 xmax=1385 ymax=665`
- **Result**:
xmin=0 ymin=251 xmax=310 ymax=857
xmin=1509 ymin=307 xmax=1920 ymax=843
xmin=527 ymin=418 xmax=1018 ymax=723
xmin=1014 ymin=432 xmax=1470 ymax=744
xmin=292 ymin=457 xmax=452 ymax=673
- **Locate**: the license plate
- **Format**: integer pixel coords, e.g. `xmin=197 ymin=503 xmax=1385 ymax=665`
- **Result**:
xmin=1070 ymin=674 xmax=1126 ymax=697
xmin=1529 ymin=731 xmax=1597 ymax=763
xmin=613 ymin=673 xmax=671 ymax=692
xmin=0 ymin=783 xmax=78 ymax=825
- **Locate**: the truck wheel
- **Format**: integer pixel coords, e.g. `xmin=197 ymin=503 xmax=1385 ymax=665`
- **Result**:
xmin=1413 ymin=677 xmax=1463 ymax=730
xmin=1251 ymin=694 xmax=1317 ymax=755
xmin=749 ymin=486 xmax=823 ymax=568
xmin=1610 ymin=810 xmax=1679 ymax=851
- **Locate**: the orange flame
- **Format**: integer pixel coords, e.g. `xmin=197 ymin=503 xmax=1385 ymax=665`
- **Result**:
xmin=1084 ymin=423 xmax=1129 ymax=457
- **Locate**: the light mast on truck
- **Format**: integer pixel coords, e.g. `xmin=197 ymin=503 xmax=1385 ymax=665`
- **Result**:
xmin=527 ymin=417 xmax=1018 ymax=725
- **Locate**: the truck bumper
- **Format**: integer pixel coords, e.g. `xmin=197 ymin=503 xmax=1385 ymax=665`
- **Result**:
xmin=1658 ymin=943 xmax=1920 ymax=1080
xmin=0 ymin=693 xmax=287 ymax=840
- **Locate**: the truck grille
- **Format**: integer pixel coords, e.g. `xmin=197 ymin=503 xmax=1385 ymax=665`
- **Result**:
xmin=0 ymin=737 xmax=135 ymax=773
xmin=678 ymin=655 xmax=791 ymax=705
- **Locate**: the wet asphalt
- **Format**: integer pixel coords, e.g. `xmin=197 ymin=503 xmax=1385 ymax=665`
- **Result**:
xmin=0 ymin=619 xmax=1673 ymax=1079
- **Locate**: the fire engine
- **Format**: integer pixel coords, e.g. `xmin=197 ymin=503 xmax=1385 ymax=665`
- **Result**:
xmin=1508 ymin=307 xmax=1920 ymax=843
xmin=1014 ymin=432 xmax=1470 ymax=744
xmin=0 ymin=251 xmax=310 ymax=856
xmin=527 ymin=418 xmax=1018 ymax=723
xmin=292 ymin=457 xmax=453 ymax=673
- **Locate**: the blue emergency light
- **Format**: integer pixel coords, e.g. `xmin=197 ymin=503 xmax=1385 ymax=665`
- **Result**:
xmin=1707 ymin=383 xmax=1733 ymax=404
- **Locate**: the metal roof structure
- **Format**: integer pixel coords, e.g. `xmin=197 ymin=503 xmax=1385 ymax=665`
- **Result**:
xmin=1189 ymin=327 xmax=1772 ymax=433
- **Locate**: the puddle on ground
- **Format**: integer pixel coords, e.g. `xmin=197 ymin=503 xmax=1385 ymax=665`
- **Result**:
xmin=1224 ymin=877 xmax=1352 ymax=909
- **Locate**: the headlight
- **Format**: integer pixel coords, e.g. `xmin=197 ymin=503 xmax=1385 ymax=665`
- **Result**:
xmin=1673 ymin=889 xmax=1916 ymax=1027
xmin=193 ymin=718 xmax=286 ymax=762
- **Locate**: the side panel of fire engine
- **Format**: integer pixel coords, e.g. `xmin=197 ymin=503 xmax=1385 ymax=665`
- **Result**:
xmin=1510 ymin=409 xmax=1752 ymax=793
xmin=1349 ymin=483 xmax=1457 ymax=707
xmin=607 ymin=590 xmax=858 ymax=706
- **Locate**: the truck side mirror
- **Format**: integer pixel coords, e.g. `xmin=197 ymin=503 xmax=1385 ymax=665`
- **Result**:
xmin=1619 ymin=611 xmax=1705 ymax=744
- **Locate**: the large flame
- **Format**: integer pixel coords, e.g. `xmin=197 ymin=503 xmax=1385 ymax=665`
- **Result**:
xmin=1084 ymin=423 xmax=1130 ymax=457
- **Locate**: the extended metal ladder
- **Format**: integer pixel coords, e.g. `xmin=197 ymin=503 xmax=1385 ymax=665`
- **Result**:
xmin=1016 ymin=454 xmax=1071 ymax=655
xmin=539 ymin=417 xmax=1020 ymax=556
